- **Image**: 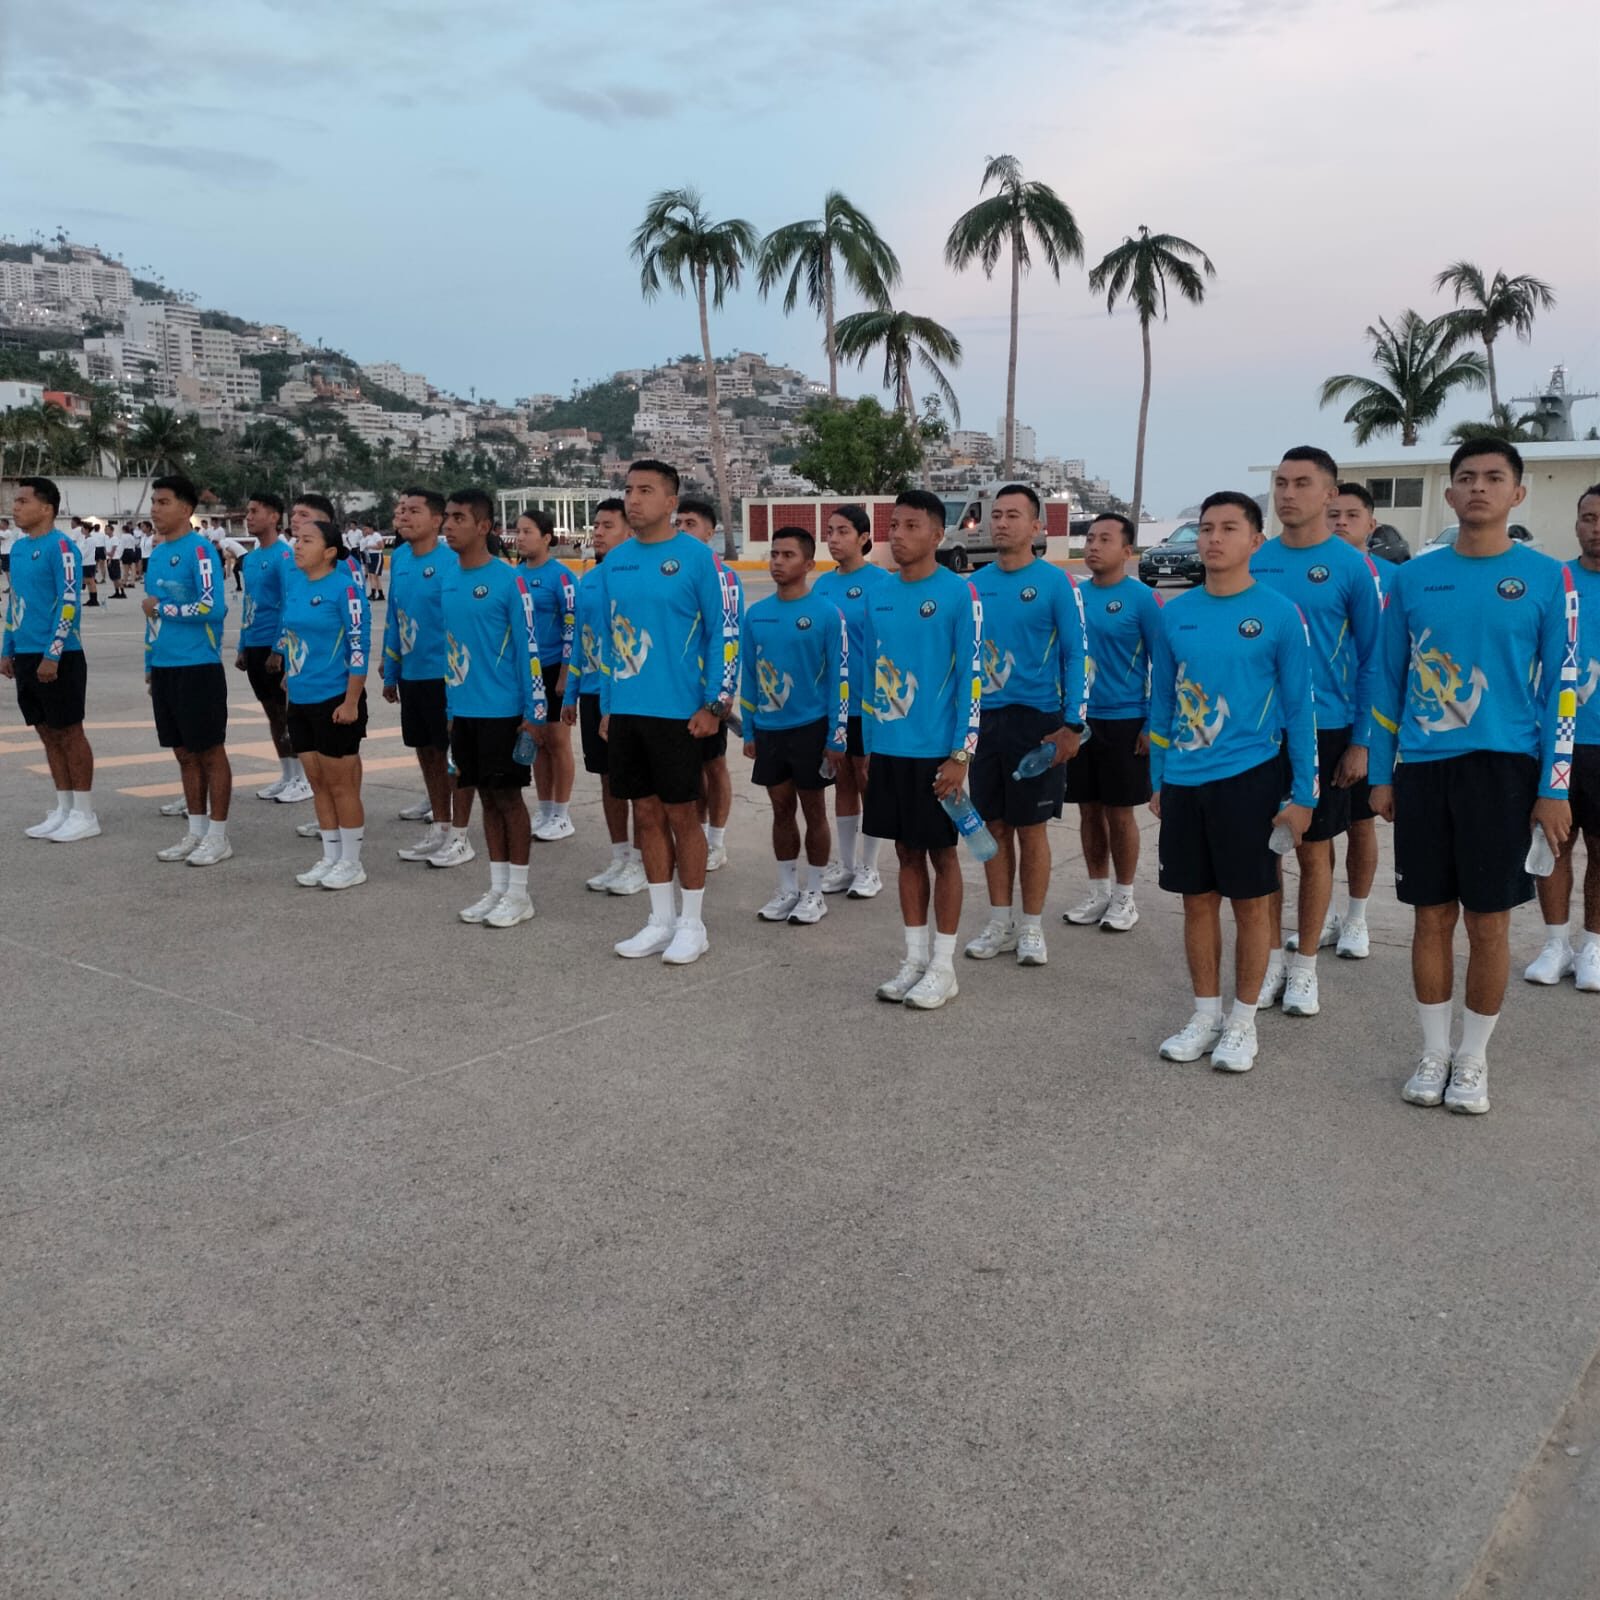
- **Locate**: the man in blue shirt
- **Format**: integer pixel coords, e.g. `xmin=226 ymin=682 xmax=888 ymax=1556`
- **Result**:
xmin=513 ymin=507 xmax=579 ymax=842
xmin=1 ymin=476 xmax=98 ymax=842
xmin=739 ymin=527 xmax=848 ymax=926
xmin=965 ymin=484 xmax=1087 ymax=967
xmin=861 ymin=489 xmax=984 ymax=1010
xmin=1149 ymin=491 xmax=1317 ymax=1073
xmin=1251 ymin=446 xmax=1383 ymax=1018
xmin=597 ymin=460 xmax=739 ymax=967
xmin=1062 ymin=512 xmax=1163 ymax=932
xmin=143 ymin=474 xmax=234 ymax=866
xmin=1525 ymin=483 xmax=1600 ymax=994
xmin=1370 ymin=441 xmax=1575 ymax=1115
xmin=234 ymin=491 xmax=307 ymax=804
xmin=441 ymin=487 xmax=547 ymax=929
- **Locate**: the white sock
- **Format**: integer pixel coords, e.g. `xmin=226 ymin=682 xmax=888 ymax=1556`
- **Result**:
xmin=778 ymin=857 xmax=799 ymax=892
xmin=1544 ymin=921 xmax=1570 ymax=943
xmin=837 ymin=813 xmax=860 ymax=868
xmin=1459 ymin=1007 xmax=1499 ymax=1059
xmin=706 ymin=825 xmax=726 ymax=849
xmin=1417 ymin=1000 xmax=1453 ymax=1057
xmin=338 ymin=826 xmax=363 ymax=865
xmin=648 ymin=880 xmax=676 ymax=923
xmin=1020 ymin=911 xmax=1042 ymax=933
xmin=52 ymin=789 xmax=71 ymax=817
xmin=551 ymin=802 xmax=569 ymax=821
xmin=206 ymin=818 xmax=227 ymax=840
xmin=1345 ymin=896 xmax=1368 ymax=922
xmin=280 ymin=756 xmax=295 ymax=780
xmin=701 ymin=820 xmax=711 ymax=841
xmin=534 ymin=800 xmax=552 ymax=823
xmin=1195 ymin=994 xmax=1224 ymax=1018
xmin=319 ymin=829 xmax=339 ymax=863
xmin=187 ymin=811 xmax=207 ymax=837
xmin=627 ymin=846 xmax=642 ymax=865
xmin=508 ymin=863 xmax=529 ymax=893
xmin=70 ymin=790 xmax=93 ymax=815
xmin=611 ymin=840 xmax=629 ymax=862
xmin=1581 ymin=930 xmax=1600 ymax=952
xmin=930 ymin=931 xmax=957 ymax=971
xmin=1266 ymin=946 xmax=1285 ymax=967
xmin=1290 ymin=952 xmax=1316 ymax=973
xmin=1230 ymin=998 xmax=1258 ymax=1027
xmin=1111 ymin=881 xmax=1135 ymax=904
xmin=990 ymin=901 xmax=1015 ymax=927
xmin=490 ymin=860 xmax=510 ymax=893
xmin=1088 ymin=876 xmax=1110 ymax=899
xmin=449 ymin=825 xmax=467 ymax=843
xmin=681 ymin=886 xmax=705 ymax=924
xmin=905 ymin=924 xmax=930 ymax=963
xmin=290 ymin=759 xmax=305 ymax=780
xmin=806 ymin=863 xmax=825 ymax=894
xmin=859 ymin=834 xmax=883 ymax=870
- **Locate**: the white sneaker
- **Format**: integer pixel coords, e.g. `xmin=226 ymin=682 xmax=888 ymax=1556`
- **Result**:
xmin=398 ymin=796 xmax=434 ymax=822
xmin=1282 ymin=967 xmax=1320 ymax=1017
xmin=321 ymin=858 xmax=367 ymax=890
xmin=459 ymin=889 xmax=503 ymax=924
xmin=1159 ymin=1011 xmax=1225 ymax=1062
xmin=274 ymin=776 xmax=313 ymax=804
xmin=1523 ymin=937 xmax=1574 ymax=985
xmin=1444 ymin=1054 xmax=1490 ymax=1115
xmin=847 ymin=866 xmax=883 ymax=899
xmin=427 ymin=833 xmax=477 ymax=869
xmin=256 ymin=777 xmax=288 ymax=800
xmin=586 ymin=858 xmax=626 ymax=892
xmin=1336 ymin=919 xmax=1370 ymax=960
xmin=1064 ymin=889 xmax=1112 ymax=926
xmin=1099 ymin=896 xmax=1139 ymax=932
xmin=534 ymin=814 xmax=575 ymax=842
xmin=788 ymin=890 xmax=828 ymax=925
xmin=159 ymin=796 xmax=190 ymax=817
xmin=296 ymin=857 xmax=335 ymax=887
xmin=295 ymin=819 xmax=322 ymax=838
xmin=486 ymin=891 xmax=535 ymax=928
xmin=616 ymin=916 xmax=674 ymax=958
xmin=1576 ymin=943 xmax=1600 ymax=993
xmin=1401 ymin=1050 xmax=1451 ymax=1107
xmin=157 ymin=833 xmax=203 ymax=862
xmin=1261 ymin=958 xmax=1288 ymax=1007
xmin=876 ymin=959 xmax=926 ymax=1002
xmin=1016 ymin=926 xmax=1048 ymax=965
xmin=820 ymin=861 xmax=855 ymax=895
xmin=49 ymin=811 xmax=101 ymax=843
xmin=964 ymin=920 xmax=1018 ymax=960
xmin=661 ymin=917 xmax=709 ymax=965
xmin=397 ymin=825 xmax=447 ymax=862
xmin=1211 ymin=1021 xmax=1259 ymax=1073
xmin=607 ymin=859 xmax=648 ymax=896
xmin=1286 ymin=913 xmax=1340 ymax=954
xmin=705 ymin=843 xmax=728 ymax=872
xmin=903 ymin=965 xmax=959 ymax=1010
xmin=25 ymin=809 xmax=68 ymax=839
xmin=758 ymin=888 xmax=801 ymax=922
xmin=187 ymin=834 xmax=234 ymax=867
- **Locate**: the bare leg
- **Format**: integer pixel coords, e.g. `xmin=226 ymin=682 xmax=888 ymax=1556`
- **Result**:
xmin=634 ymin=795 xmax=674 ymax=882
xmin=416 ymin=745 xmax=451 ymax=823
xmin=452 ymin=784 xmax=475 ymax=829
xmin=600 ymin=774 xmax=629 ymax=845
xmin=704 ymin=757 xmax=732 ymax=830
xmin=769 ymin=783 xmax=800 ymax=862
xmin=896 ymin=843 xmax=931 ymax=926
xmin=1231 ymin=895 xmax=1276 ymax=1005
xmin=665 ymin=799 xmax=708 ymax=888
xmin=1585 ymin=834 xmax=1600 ymax=934
xmin=58 ymin=726 xmax=94 ymax=793
xmin=545 ymin=721 xmax=574 ymax=804
xmin=176 ymin=747 xmax=207 ymax=815
xmin=1107 ymin=806 xmax=1142 ymax=886
xmin=1346 ymin=817 xmax=1378 ymax=903
xmin=982 ymin=820 xmax=1016 ymax=909
xmin=1462 ymin=908 xmax=1511 ymax=1016
xmin=1535 ymin=832 xmax=1576 ymax=926
xmin=198 ymin=745 xmax=232 ymax=822
xmin=321 ymin=754 xmax=364 ymax=829
xmin=798 ymin=787 xmax=831 ymax=866
xmin=1411 ymin=902 xmax=1459 ymax=1005
xmin=35 ymin=727 xmax=71 ymax=791
xmin=301 ymin=751 xmax=338 ymax=831
xmin=930 ymin=845 xmax=963 ymax=934
xmin=1296 ymin=837 xmax=1336 ymax=949
xmin=1183 ymin=892 xmax=1223 ymax=999
xmin=1016 ymin=823 xmax=1051 ymax=916
xmin=1079 ymin=802 xmax=1110 ymax=880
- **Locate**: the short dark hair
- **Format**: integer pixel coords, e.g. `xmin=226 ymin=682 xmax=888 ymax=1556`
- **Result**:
xmin=1089 ymin=512 xmax=1136 ymax=545
xmin=1334 ymin=481 xmax=1375 ymax=512
xmin=677 ymin=496 xmax=717 ymax=526
xmin=518 ymin=507 xmax=555 ymax=538
xmin=595 ymin=497 xmax=625 ymax=517
xmin=248 ymin=489 xmax=285 ymax=517
xmin=446 ymin=487 xmax=495 ymax=524
xmin=894 ymin=488 xmax=946 ymax=528
xmin=16 ymin=475 xmax=61 ymax=513
xmin=293 ymin=491 xmax=336 ymax=520
xmin=1280 ymin=445 xmax=1339 ymax=482
xmin=628 ymin=458 xmax=680 ymax=495
xmin=153 ymin=473 xmax=200 ymax=509
xmin=831 ymin=503 xmax=871 ymax=535
xmin=771 ymin=525 xmax=816 ymax=559
xmin=1449 ymin=438 xmax=1524 ymax=483
xmin=400 ymin=486 xmax=446 ymax=518
xmin=994 ymin=482 xmax=1041 ymax=517
xmin=1199 ymin=491 xmax=1264 ymax=533
xmin=1580 ymin=483 xmax=1600 ymax=508
xmin=306 ymin=518 xmax=345 ymax=558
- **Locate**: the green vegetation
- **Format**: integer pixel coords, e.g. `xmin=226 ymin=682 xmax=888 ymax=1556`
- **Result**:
xmin=1319 ymin=311 xmax=1487 ymax=447
xmin=528 ymin=377 xmax=639 ymax=448
xmin=792 ymin=397 xmax=922 ymax=494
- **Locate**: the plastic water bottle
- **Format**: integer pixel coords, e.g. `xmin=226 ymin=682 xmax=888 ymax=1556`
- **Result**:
xmin=1012 ymin=727 xmax=1091 ymax=781
xmin=512 ymin=726 xmax=537 ymax=765
xmin=1269 ymin=798 xmax=1295 ymax=855
xmin=940 ymin=791 xmax=999 ymax=862
xmin=1525 ymin=824 xmax=1556 ymax=878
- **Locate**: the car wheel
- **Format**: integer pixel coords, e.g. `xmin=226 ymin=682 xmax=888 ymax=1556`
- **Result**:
xmin=949 ymin=547 xmax=970 ymax=573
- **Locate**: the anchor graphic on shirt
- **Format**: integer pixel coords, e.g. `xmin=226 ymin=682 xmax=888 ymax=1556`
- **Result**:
xmin=1410 ymin=630 xmax=1486 ymax=734
xmin=5 ymin=595 xmax=24 ymax=634
xmin=757 ymin=657 xmax=794 ymax=713
xmin=282 ymin=631 xmax=308 ymax=679
xmin=1084 ymin=654 xmax=1098 ymax=696
xmin=980 ymin=638 xmax=1015 ymax=696
xmin=397 ymin=609 xmax=418 ymax=656
xmin=874 ymin=653 xmax=918 ymax=722
xmin=1577 ymin=658 xmax=1600 ymax=706
xmin=446 ymin=633 xmax=470 ymax=687
xmin=241 ymin=594 xmax=256 ymax=630
xmin=1173 ymin=663 xmax=1229 ymax=749
xmin=579 ymin=622 xmax=602 ymax=674
xmin=610 ymin=608 xmax=652 ymax=680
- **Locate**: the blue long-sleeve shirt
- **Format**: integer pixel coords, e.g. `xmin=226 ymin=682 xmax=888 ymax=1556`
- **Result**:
xmin=812 ymin=562 xmax=894 ymax=714
xmin=238 ymin=538 xmax=296 ymax=649
xmin=860 ymin=566 xmax=984 ymax=760
xmin=278 ymin=568 xmax=370 ymax=705
xmin=522 ymin=557 xmax=577 ymax=667
xmin=595 ymin=532 xmax=739 ymax=719
xmin=739 ymin=589 xmax=848 ymax=748
xmin=145 ymin=532 xmax=227 ymax=668
xmin=1368 ymin=545 xmax=1576 ymax=799
xmin=1569 ymin=561 xmax=1600 ymax=744
xmin=1080 ymin=575 xmax=1163 ymax=722
xmin=1250 ymin=534 xmax=1383 ymax=738
xmin=442 ymin=558 xmax=547 ymax=724
xmin=1148 ymin=582 xmax=1319 ymax=807
xmin=383 ymin=540 xmax=457 ymax=685
xmin=2 ymin=527 xmax=81 ymax=661
xmin=566 ymin=562 xmax=607 ymax=703
xmin=970 ymin=557 xmax=1087 ymax=721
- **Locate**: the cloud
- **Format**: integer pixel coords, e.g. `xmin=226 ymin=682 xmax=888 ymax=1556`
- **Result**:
xmin=94 ymin=142 xmax=286 ymax=184
xmin=527 ymin=83 xmax=675 ymax=125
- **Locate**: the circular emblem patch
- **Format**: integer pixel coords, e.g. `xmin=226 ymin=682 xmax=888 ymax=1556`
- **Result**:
xmin=31 ymin=549 xmax=41 ymax=560
xmin=1308 ymin=565 xmax=1331 ymax=584
xmin=422 ymin=565 xmax=435 ymax=578
xmin=1239 ymin=617 xmax=1263 ymax=638
xmin=796 ymin=615 xmax=812 ymax=630
xmin=473 ymin=584 xmax=489 ymax=599
xmin=846 ymin=585 xmax=863 ymax=599
xmin=1021 ymin=586 xmax=1038 ymax=603
xmin=1497 ymin=577 xmax=1526 ymax=600
xmin=1107 ymin=599 xmax=1123 ymax=614
xmin=660 ymin=559 xmax=680 ymax=576
xmin=169 ymin=554 xmax=181 ymax=566
xmin=918 ymin=600 xmax=938 ymax=618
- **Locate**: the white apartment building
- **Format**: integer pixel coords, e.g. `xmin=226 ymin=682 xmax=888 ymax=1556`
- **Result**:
xmin=0 ymin=251 xmax=134 ymax=312
xmin=0 ymin=380 xmax=45 ymax=413
xmin=276 ymin=379 xmax=317 ymax=406
xmin=361 ymin=362 xmax=429 ymax=405
xmin=1062 ymin=459 xmax=1087 ymax=480
xmin=995 ymin=418 xmax=1037 ymax=460
xmin=951 ymin=430 xmax=997 ymax=462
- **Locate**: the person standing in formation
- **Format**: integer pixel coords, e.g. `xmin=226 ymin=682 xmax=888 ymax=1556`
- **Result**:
xmin=236 ymin=491 xmax=310 ymax=804
xmin=514 ymin=509 xmax=579 ymax=842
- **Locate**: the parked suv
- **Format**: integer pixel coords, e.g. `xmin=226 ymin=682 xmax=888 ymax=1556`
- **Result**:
xmin=1138 ymin=522 xmax=1203 ymax=587
xmin=1365 ymin=523 xmax=1411 ymax=565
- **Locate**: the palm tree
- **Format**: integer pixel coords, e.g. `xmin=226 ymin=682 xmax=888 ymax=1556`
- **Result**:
xmin=1433 ymin=262 xmax=1557 ymax=415
xmin=756 ymin=192 xmax=901 ymax=399
xmin=1087 ymin=225 xmax=1215 ymax=524
xmin=1446 ymin=404 xmax=1546 ymax=445
xmin=632 ymin=187 xmax=758 ymax=558
xmin=128 ymin=404 xmax=197 ymax=510
xmin=833 ymin=308 xmax=963 ymax=424
xmin=1318 ymin=311 xmax=1488 ymax=447
xmin=944 ymin=154 xmax=1083 ymax=474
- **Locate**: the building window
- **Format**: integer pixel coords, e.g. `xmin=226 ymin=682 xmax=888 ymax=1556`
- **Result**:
xmin=1366 ymin=478 xmax=1394 ymax=507
xmin=1394 ymin=477 xmax=1424 ymax=508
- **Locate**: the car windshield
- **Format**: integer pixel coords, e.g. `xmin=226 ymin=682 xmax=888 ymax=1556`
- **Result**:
xmin=1166 ymin=524 xmax=1199 ymax=545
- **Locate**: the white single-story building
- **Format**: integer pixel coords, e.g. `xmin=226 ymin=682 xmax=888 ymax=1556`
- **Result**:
xmin=1253 ymin=442 xmax=1600 ymax=560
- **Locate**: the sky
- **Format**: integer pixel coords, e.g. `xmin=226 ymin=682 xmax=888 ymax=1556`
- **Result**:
xmin=3 ymin=0 xmax=1597 ymax=514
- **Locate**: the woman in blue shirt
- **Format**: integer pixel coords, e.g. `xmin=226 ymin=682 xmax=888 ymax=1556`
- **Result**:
xmin=515 ymin=509 xmax=578 ymax=841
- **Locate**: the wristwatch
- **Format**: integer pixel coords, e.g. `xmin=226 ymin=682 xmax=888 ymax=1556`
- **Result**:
xmin=948 ymin=749 xmax=971 ymax=766
xmin=704 ymin=699 xmax=731 ymax=721
xmin=1064 ymin=721 xmax=1086 ymax=734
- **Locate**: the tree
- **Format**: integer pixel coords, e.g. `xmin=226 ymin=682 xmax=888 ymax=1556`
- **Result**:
xmin=756 ymin=191 xmax=901 ymax=399
xmin=1433 ymin=262 xmax=1556 ymax=414
xmin=1319 ymin=311 xmax=1487 ymax=446
xmin=1087 ymin=225 xmax=1215 ymax=523
xmin=944 ymin=154 xmax=1083 ymax=474
xmin=632 ymin=187 xmax=758 ymax=558
xmin=128 ymin=404 xmax=197 ymax=509
xmin=833 ymin=307 xmax=962 ymax=423
xmin=918 ymin=392 xmax=950 ymax=444
xmin=1446 ymin=404 xmax=1546 ymax=445
xmin=792 ymin=397 xmax=924 ymax=494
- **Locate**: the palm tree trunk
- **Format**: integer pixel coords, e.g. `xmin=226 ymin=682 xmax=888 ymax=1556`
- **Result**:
xmin=1131 ymin=315 xmax=1153 ymax=525
xmin=823 ymin=248 xmax=838 ymax=401
xmin=1003 ymin=234 xmax=1021 ymax=476
xmin=696 ymin=265 xmax=737 ymax=561
xmin=1484 ymin=333 xmax=1499 ymax=415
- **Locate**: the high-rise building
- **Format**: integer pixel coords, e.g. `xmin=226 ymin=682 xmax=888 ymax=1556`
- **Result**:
xmin=995 ymin=418 xmax=1037 ymax=462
